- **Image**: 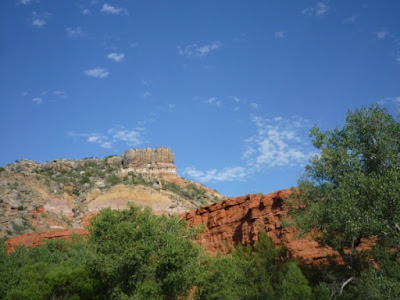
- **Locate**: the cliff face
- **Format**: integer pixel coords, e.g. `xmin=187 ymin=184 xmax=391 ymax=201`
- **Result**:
xmin=121 ymin=148 xmax=177 ymax=177
xmin=185 ymin=190 xmax=342 ymax=266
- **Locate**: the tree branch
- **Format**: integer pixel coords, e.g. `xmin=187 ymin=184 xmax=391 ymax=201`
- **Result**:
xmin=339 ymin=277 xmax=354 ymax=295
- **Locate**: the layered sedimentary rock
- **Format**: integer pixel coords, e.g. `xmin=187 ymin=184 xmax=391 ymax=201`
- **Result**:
xmin=5 ymin=229 xmax=88 ymax=253
xmin=185 ymin=189 xmax=343 ymax=266
xmin=121 ymin=147 xmax=177 ymax=177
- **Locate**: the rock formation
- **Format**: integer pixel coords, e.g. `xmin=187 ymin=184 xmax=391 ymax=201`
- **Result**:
xmin=0 ymin=148 xmax=224 ymax=238
xmin=121 ymin=147 xmax=177 ymax=177
xmin=5 ymin=229 xmax=88 ymax=253
xmin=185 ymin=190 xmax=343 ymax=266
xmin=6 ymin=189 xmax=346 ymax=267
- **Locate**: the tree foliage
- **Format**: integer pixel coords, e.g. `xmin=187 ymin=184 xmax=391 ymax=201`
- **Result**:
xmin=87 ymin=204 xmax=202 ymax=299
xmin=290 ymin=105 xmax=400 ymax=250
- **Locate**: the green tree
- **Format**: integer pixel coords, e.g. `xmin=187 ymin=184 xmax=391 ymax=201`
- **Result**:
xmin=290 ymin=105 xmax=400 ymax=251
xmin=278 ymin=262 xmax=312 ymax=300
xmin=87 ymin=204 xmax=202 ymax=299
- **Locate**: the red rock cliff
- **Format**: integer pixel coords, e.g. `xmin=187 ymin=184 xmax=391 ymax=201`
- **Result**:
xmin=184 ymin=189 xmax=342 ymax=266
xmin=6 ymin=189 xmax=343 ymax=267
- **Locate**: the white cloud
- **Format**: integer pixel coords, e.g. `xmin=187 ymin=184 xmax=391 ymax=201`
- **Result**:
xmin=168 ymin=104 xmax=176 ymax=112
xmin=274 ymin=31 xmax=286 ymax=39
xmin=177 ymin=41 xmax=222 ymax=57
xmin=233 ymin=33 xmax=247 ymax=43
xmin=32 ymin=19 xmax=46 ymax=27
xmin=84 ymin=68 xmax=110 ymax=78
xmin=141 ymin=80 xmax=152 ymax=86
xmin=53 ymin=90 xmax=67 ymax=98
xmin=82 ymin=9 xmax=91 ymax=15
xmin=30 ymin=12 xmax=51 ymax=28
xmin=183 ymin=166 xmax=247 ymax=183
xmin=302 ymin=2 xmax=329 ymax=17
xmin=111 ymin=129 xmax=142 ymax=146
xmin=205 ymin=97 xmax=222 ymax=107
xmin=250 ymin=102 xmax=258 ymax=109
xmin=376 ymin=31 xmax=388 ymax=40
xmin=378 ymin=96 xmax=400 ymax=115
xmin=245 ymin=115 xmax=314 ymax=168
xmin=107 ymin=52 xmax=125 ymax=62
xmin=142 ymin=91 xmax=152 ymax=99
xmin=69 ymin=126 xmax=144 ymax=150
xmin=231 ymin=96 xmax=242 ymax=103
xmin=32 ymin=97 xmax=43 ymax=104
xmin=18 ymin=0 xmax=33 ymax=4
xmin=342 ymin=14 xmax=359 ymax=24
xmin=101 ymin=3 xmax=128 ymax=15
xmin=66 ymin=27 xmax=84 ymax=38
xmin=183 ymin=114 xmax=315 ymax=183
xmin=101 ymin=142 xmax=112 ymax=149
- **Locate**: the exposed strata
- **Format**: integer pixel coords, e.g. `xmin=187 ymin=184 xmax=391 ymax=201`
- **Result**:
xmin=121 ymin=147 xmax=177 ymax=177
xmin=5 ymin=229 xmax=88 ymax=253
xmin=184 ymin=189 xmax=343 ymax=266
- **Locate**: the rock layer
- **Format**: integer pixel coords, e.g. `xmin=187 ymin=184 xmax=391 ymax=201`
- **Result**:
xmin=5 ymin=229 xmax=88 ymax=253
xmin=185 ymin=189 xmax=342 ymax=266
xmin=122 ymin=147 xmax=177 ymax=177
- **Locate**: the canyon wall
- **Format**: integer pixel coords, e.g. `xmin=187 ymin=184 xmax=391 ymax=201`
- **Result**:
xmin=185 ymin=189 xmax=342 ymax=266
xmin=121 ymin=147 xmax=177 ymax=177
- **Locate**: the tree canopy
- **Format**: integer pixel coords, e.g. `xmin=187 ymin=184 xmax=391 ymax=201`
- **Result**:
xmin=290 ymin=105 xmax=400 ymax=250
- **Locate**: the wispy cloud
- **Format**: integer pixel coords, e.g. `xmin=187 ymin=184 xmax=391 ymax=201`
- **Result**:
xmin=69 ymin=126 xmax=145 ymax=149
xmin=183 ymin=166 xmax=247 ymax=183
xmin=107 ymin=52 xmax=125 ymax=62
xmin=66 ymin=27 xmax=84 ymax=38
xmin=205 ymin=97 xmax=222 ymax=107
xmin=183 ymin=114 xmax=314 ymax=183
xmin=30 ymin=12 xmax=51 ymax=28
xmin=342 ymin=14 xmax=359 ymax=24
xmin=250 ymin=102 xmax=258 ymax=109
xmin=29 ymin=90 xmax=67 ymax=104
xmin=168 ymin=104 xmax=176 ymax=112
xmin=32 ymin=97 xmax=43 ymax=104
xmin=100 ymin=3 xmax=129 ymax=15
xmin=53 ymin=90 xmax=67 ymax=98
xmin=376 ymin=30 xmax=388 ymax=40
xmin=378 ymin=96 xmax=400 ymax=115
xmin=141 ymin=80 xmax=152 ymax=86
xmin=177 ymin=41 xmax=222 ymax=57
xmin=274 ymin=31 xmax=286 ymax=39
xmin=84 ymin=68 xmax=110 ymax=78
xmin=302 ymin=2 xmax=329 ymax=17
xmin=82 ymin=9 xmax=91 ymax=15
xmin=245 ymin=115 xmax=314 ymax=168
xmin=18 ymin=0 xmax=34 ymax=4
xmin=141 ymin=91 xmax=152 ymax=99
xmin=233 ymin=33 xmax=247 ymax=43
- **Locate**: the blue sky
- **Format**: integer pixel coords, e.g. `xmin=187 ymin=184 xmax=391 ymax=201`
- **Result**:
xmin=1 ymin=1 xmax=399 ymax=197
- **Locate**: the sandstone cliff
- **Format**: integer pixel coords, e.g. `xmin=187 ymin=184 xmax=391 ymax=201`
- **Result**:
xmin=185 ymin=190 xmax=342 ymax=266
xmin=121 ymin=147 xmax=177 ymax=177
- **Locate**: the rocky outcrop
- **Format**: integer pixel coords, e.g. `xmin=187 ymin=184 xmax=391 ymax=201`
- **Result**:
xmin=121 ymin=147 xmax=177 ymax=177
xmin=5 ymin=229 xmax=88 ymax=253
xmin=185 ymin=190 xmax=343 ymax=266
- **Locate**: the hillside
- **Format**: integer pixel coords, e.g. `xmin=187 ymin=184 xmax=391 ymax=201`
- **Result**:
xmin=0 ymin=148 xmax=225 ymax=238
